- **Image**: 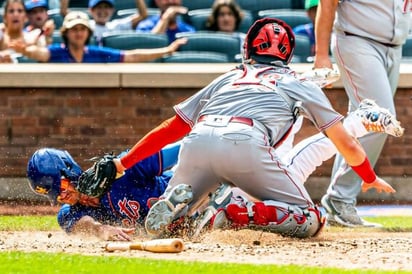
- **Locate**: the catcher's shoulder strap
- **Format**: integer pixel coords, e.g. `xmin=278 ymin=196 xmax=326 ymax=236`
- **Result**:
xmin=233 ymin=64 xmax=300 ymax=121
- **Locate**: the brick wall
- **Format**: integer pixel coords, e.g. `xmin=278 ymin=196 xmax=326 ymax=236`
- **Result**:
xmin=0 ymin=86 xmax=410 ymax=178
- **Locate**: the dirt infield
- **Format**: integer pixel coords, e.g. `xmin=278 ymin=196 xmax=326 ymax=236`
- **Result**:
xmin=1 ymin=203 xmax=411 ymax=271
xmin=1 ymin=229 xmax=412 ymax=271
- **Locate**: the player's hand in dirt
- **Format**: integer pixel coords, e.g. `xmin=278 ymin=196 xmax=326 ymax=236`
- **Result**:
xmin=362 ymin=176 xmax=396 ymax=193
xmin=99 ymin=225 xmax=135 ymax=241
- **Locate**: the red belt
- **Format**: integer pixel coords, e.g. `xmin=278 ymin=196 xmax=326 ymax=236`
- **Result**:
xmin=197 ymin=115 xmax=253 ymax=126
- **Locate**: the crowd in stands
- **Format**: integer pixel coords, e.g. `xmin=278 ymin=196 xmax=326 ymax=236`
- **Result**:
xmin=0 ymin=0 xmax=410 ymax=63
xmin=9 ymin=7 xmax=186 ymax=63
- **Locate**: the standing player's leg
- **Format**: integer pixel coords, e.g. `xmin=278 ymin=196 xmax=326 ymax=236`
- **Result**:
xmin=323 ymin=33 xmax=402 ymax=227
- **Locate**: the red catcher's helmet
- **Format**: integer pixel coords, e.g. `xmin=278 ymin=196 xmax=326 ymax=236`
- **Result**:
xmin=243 ymin=17 xmax=295 ymax=64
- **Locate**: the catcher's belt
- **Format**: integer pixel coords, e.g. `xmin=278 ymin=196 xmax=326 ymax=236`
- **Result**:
xmin=197 ymin=115 xmax=254 ymax=127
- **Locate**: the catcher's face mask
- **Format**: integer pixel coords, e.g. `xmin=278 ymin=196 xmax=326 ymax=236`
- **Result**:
xmin=243 ymin=17 xmax=295 ymax=65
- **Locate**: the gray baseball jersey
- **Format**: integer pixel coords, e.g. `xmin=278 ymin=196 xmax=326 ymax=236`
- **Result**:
xmin=175 ymin=64 xmax=342 ymax=147
xmin=168 ymin=64 xmax=344 ymax=208
xmin=335 ymin=0 xmax=411 ymax=45
xmin=327 ymin=0 xmax=411 ymax=203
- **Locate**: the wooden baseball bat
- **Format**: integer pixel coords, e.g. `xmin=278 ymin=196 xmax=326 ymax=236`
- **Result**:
xmin=105 ymin=238 xmax=184 ymax=253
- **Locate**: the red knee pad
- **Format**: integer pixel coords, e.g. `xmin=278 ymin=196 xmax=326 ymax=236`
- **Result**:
xmin=226 ymin=204 xmax=249 ymax=225
xmin=253 ymin=202 xmax=278 ymax=225
xmin=226 ymin=202 xmax=278 ymax=226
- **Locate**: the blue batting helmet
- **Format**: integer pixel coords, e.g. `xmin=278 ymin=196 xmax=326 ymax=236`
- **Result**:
xmin=27 ymin=148 xmax=83 ymax=204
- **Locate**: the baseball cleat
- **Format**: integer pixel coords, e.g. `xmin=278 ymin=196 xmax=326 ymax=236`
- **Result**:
xmin=145 ymin=184 xmax=193 ymax=237
xmin=191 ymin=183 xmax=232 ymax=237
xmin=321 ymin=194 xmax=382 ymax=228
xmin=353 ymin=99 xmax=404 ymax=137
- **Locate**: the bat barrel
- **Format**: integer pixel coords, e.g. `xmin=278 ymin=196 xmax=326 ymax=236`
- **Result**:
xmin=105 ymin=238 xmax=184 ymax=253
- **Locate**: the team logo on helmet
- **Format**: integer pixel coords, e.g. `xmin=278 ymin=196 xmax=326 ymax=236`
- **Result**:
xmin=243 ymin=18 xmax=295 ymax=65
xmin=34 ymin=185 xmax=49 ymax=195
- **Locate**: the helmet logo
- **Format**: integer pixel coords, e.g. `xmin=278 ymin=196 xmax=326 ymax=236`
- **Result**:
xmin=35 ymin=186 xmax=49 ymax=195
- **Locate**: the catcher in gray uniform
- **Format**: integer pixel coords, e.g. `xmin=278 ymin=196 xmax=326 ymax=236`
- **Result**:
xmin=140 ymin=18 xmax=397 ymax=238
xmin=79 ymin=18 xmax=402 ymax=238
xmin=314 ymin=0 xmax=411 ymax=227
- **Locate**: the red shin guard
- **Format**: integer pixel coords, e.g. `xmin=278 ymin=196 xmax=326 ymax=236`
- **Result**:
xmin=226 ymin=202 xmax=279 ymax=226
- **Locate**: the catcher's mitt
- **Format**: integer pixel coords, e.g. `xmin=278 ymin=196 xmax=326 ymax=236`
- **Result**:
xmin=77 ymin=154 xmax=118 ymax=198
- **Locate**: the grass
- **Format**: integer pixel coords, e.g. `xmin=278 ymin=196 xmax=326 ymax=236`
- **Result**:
xmin=0 ymin=251 xmax=405 ymax=274
xmin=0 ymin=215 xmax=411 ymax=274
xmin=363 ymin=216 xmax=412 ymax=231
xmin=0 ymin=215 xmax=59 ymax=231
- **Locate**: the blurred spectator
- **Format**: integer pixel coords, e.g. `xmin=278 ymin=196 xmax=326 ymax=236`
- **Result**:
xmin=88 ymin=0 xmax=148 ymax=45
xmin=205 ymin=0 xmax=245 ymax=51
xmin=24 ymin=0 xmax=55 ymax=45
xmin=10 ymin=10 xmax=186 ymax=62
xmin=0 ymin=0 xmax=46 ymax=62
xmin=292 ymin=0 xmax=318 ymax=56
xmin=206 ymin=0 xmax=242 ymax=32
xmin=60 ymin=0 xmax=89 ymax=16
xmin=135 ymin=0 xmax=195 ymax=43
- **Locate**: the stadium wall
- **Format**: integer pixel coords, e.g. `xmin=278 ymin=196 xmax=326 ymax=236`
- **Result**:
xmin=0 ymin=63 xmax=411 ymax=203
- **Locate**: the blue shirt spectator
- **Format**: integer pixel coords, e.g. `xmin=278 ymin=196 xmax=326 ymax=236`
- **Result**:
xmin=9 ymin=10 xmax=187 ymax=63
xmin=135 ymin=0 xmax=195 ymax=43
xmin=48 ymin=44 xmax=123 ymax=62
xmin=293 ymin=23 xmax=315 ymax=53
xmin=136 ymin=14 xmax=195 ymax=43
